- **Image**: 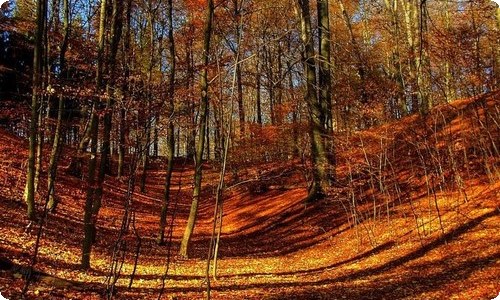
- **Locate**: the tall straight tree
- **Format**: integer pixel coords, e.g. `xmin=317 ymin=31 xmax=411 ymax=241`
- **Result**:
xmin=317 ymin=0 xmax=332 ymax=130
xmin=118 ymin=0 xmax=133 ymax=178
xmin=317 ymin=0 xmax=335 ymax=179
xmin=81 ymin=0 xmax=107 ymax=269
xmin=47 ymin=0 xmax=71 ymax=211
xmin=25 ymin=0 xmax=47 ymax=220
xmin=296 ymin=0 xmax=330 ymax=202
xmin=93 ymin=0 xmax=123 ymax=215
xmin=233 ymin=0 xmax=245 ymax=137
xmin=179 ymin=0 xmax=214 ymax=258
xmin=158 ymin=0 xmax=176 ymax=245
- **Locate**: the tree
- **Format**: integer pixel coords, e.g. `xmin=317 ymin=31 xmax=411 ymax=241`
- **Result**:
xmin=295 ymin=0 xmax=331 ymax=202
xmin=179 ymin=0 xmax=215 ymax=258
xmin=25 ymin=0 xmax=47 ymax=220
xmin=317 ymin=0 xmax=335 ymax=178
xmin=81 ymin=0 xmax=108 ymax=269
xmin=157 ymin=0 xmax=176 ymax=245
xmin=47 ymin=0 xmax=71 ymax=211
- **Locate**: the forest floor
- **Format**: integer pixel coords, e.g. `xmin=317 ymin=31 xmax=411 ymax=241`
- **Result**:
xmin=0 ymin=92 xmax=499 ymax=299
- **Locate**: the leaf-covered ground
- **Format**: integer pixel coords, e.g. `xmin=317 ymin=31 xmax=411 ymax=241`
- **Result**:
xmin=0 ymin=92 xmax=499 ymax=299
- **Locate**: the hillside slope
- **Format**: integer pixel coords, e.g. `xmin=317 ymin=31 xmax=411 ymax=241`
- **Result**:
xmin=0 ymin=92 xmax=499 ymax=299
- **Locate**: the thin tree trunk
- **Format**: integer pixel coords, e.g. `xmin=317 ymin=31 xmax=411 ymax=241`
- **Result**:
xmin=255 ymin=54 xmax=262 ymax=126
xmin=401 ymin=0 xmax=418 ymax=113
xmin=25 ymin=0 xmax=47 ymax=220
xmin=140 ymin=123 xmax=150 ymax=193
xmin=95 ymin=0 xmax=123 ymax=202
xmin=158 ymin=0 xmax=176 ymax=245
xmin=179 ymin=0 xmax=214 ymax=258
xmin=384 ymin=0 xmax=407 ymax=117
xmin=140 ymin=6 xmax=157 ymax=193
xmin=118 ymin=0 xmax=133 ymax=178
xmin=81 ymin=108 xmax=99 ymax=269
xmin=417 ymin=0 xmax=430 ymax=113
xmin=47 ymin=95 xmax=64 ymax=211
xmin=47 ymin=0 xmax=70 ymax=211
xmin=234 ymin=0 xmax=245 ymax=137
xmin=34 ymin=102 xmax=44 ymax=194
xmin=443 ymin=1 xmax=455 ymax=103
xmin=236 ymin=63 xmax=245 ymax=136
xmin=337 ymin=0 xmax=368 ymax=106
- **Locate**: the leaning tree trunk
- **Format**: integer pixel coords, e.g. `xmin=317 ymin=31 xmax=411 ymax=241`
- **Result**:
xmin=179 ymin=0 xmax=214 ymax=258
xmin=158 ymin=0 xmax=176 ymax=245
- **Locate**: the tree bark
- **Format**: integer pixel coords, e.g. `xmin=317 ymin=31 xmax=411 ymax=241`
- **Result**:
xmin=81 ymin=0 xmax=107 ymax=269
xmin=47 ymin=95 xmax=64 ymax=211
xmin=255 ymin=53 xmax=262 ymax=126
xmin=95 ymin=0 xmax=123 ymax=204
xmin=179 ymin=0 xmax=214 ymax=258
xmin=47 ymin=0 xmax=70 ymax=211
xmin=25 ymin=0 xmax=47 ymax=220
xmin=317 ymin=0 xmax=335 ymax=180
xmin=296 ymin=0 xmax=330 ymax=202
xmin=118 ymin=0 xmax=133 ymax=178
xmin=234 ymin=0 xmax=245 ymax=137
xmin=158 ymin=0 xmax=176 ymax=245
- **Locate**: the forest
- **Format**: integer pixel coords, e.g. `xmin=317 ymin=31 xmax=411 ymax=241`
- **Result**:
xmin=0 ymin=0 xmax=499 ymax=299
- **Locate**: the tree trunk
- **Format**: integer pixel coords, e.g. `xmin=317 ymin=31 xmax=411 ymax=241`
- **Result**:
xmin=234 ymin=0 xmax=245 ymax=137
xmin=400 ymin=0 xmax=418 ymax=113
xmin=118 ymin=0 xmax=132 ymax=178
xmin=417 ymin=0 xmax=430 ymax=114
xmin=140 ymin=123 xmax=150 ymax=193
xmin=158 ymin=0 xmax=176 ymax=245
xmin=383 ymin=0 xmax=407 ymax=117
xmin=255 ymin=54 xmax=262 ymax=125
xmin=296 ymin=0 xmax=330 ymax=202
xmin=34 ymin=101 xmax=44 ymax=193
xmin=92 ymin=0 xmax=123 ymax=237
xmin=337 ymin=0 xmax=368 ymax=106
xmin=443 ymin=1 xmax=455 ymax=103
xmin=25 ymin=0 xmax=47 ymax=220
xmin=47 ymin=95 xmax=64 ymax=211
xmin=317 ymin=0 xmax=335 ymax=180
xmin=81 ymin=0 xmax=107 ymax=269
xmin=179 ymin=0 xmax=214 ymax=258
xmin=81 ymin=110 xmax=98 ymax=269
xmin=47 ymin=0 xmax=70 ymax=211
xmin=236 ymin=63 xmax=245 ymax=137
